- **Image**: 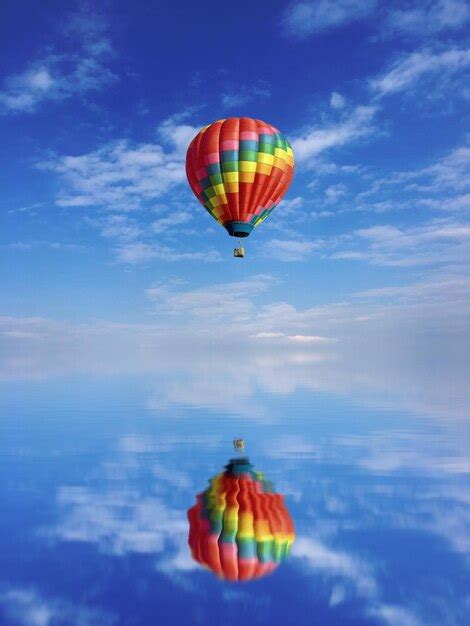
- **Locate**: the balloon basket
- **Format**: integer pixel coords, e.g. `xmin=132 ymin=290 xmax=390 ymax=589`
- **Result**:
xmin=233 ymin=438 xmax=245 ymax=453
xmin=233 ymin=246 xmax=245 ymax=258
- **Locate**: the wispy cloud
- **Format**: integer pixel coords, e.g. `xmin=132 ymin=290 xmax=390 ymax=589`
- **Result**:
xmin=283 ymin=0 xmax=469 ymax=41
xmin=4 ymin=240 xmax=85 ymax=252
xmin=282 ymin=0 xmax=377 ymax=38
xmin=292 ymin=105 xmax=377 ymax=163
xmin=399 ymin=145 xmax=470 ymax=194
xmin=372 ymin=47 xmax=470 ymax=96
xmin=7 ymin=202 xmax=43 ymax=215
xmin=262 ymin=238 xmax=321 ymax=261
xmin=151 ymin=211 xmax=193 ymax=234
xmin=146 ymin=274 xmax=274 ymax=319
xmin=369 ymin=605 xmax=423 ymax=626
xmin=339 ymin=143 xmax=470 ymax=216
xmin=92 ymin=214 xmax=142 ymax=241
xmin=0 ymin=9 xmax=116 ymax=114
xmin=277 ymin=196 xmax=305 ymax=215
xmin=221 ymin=84 xmax=271 ymax=109
xmin=355 ymin=272 xmax=470 ymax=304
xmin=385 ymin=0 xmax=470 ymax=38
xmin=324 ymin=183 xmax=347 ymax=204
xmin=115 ymin=242 xmax=221 ymax=264
xmin=331 ymin=218 xmax=470 ymax=267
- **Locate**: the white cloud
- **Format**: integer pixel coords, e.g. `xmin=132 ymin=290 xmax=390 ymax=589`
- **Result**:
xmin=331 ymin=218 xmax=470 ymax=267
xmin=0 ymin=10 xmax=116 ymax=114
xmin=263 ymin=238 xmax=321 ymax=261
xmin=405 ymin=145 xmax=470 ymax=194
xmin=355 ymin=273 xmax=470 ymax=303
xmin=115 ymin=242 xmax=220 ymax=264
xmin=277 ymin=196 xmax=304 ymax=215
xmin=254 ymin=331 xmax=336 ymax=344
xmin=370 ymin=604 xmax=423 ymax=626
xmin=95 ymin=214 xmax=142 ymax=240
xmin=420 ymin=193 xmax=470 ymax=211
xmin=38 ymin=139 xmax=188 ymax=211
xmin=146 ymin=274 xmax=274 ymax=319
xmin=372 ymin=47 xmax=470 ymax=95
xmin=157 ymin=110 xmax=200 ymax=157
xmin=151 ymin=211 xmax=193 ymax=234
xmin=282 ymin=0 xmax=377 ymax=38
xmin=330 ymin=92 xmax=346 ymax=109
xmin=292 ymin=106 xmax=376 ymax=163
xmin=329 ymin=585 xmax=346 ymax=606
xmin=385 ymin=0 xmax=470 ymax=37
xmin=289 ymin=334 xmax=334 ymax=343
xmin=325 ymin=183 xmax=347 ymax=203
xmin=348 ymin=143 xmax=470 ymax=217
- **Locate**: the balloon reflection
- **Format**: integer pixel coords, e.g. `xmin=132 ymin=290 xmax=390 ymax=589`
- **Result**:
xmin=187 ymin=456 xmax=295 ymax=581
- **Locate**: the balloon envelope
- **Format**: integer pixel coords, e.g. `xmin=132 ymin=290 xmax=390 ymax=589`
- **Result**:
xmin=186 ymin=118 xmax=294 ymax=238
xmin=187 ymin=457 xmax=295 ymax=581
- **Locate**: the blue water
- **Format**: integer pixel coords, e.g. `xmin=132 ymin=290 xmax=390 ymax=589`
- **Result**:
xmin=1 ymin=366 xmax=469 ymax=626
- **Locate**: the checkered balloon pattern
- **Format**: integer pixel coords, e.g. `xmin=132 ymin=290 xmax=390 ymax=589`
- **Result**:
xmin=186 ymin=117 xmax=295 ymax=238
xmin=187 ymin=458 xmax=295 ymax=581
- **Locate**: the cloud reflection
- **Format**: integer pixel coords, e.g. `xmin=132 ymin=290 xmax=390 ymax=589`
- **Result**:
xmin=36 ymin=414 xmax=469 ymax=626
xmin=47 ymin=449 xmax=195 ymax=576
xmin=0 ymin=588 xmax=115 ymax=626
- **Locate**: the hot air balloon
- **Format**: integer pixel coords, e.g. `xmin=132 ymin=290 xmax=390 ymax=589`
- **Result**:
xmin=187 ymin=457 xmax=295 ymax=581
xmin=185 ymin=118 xmax=295 ymax=257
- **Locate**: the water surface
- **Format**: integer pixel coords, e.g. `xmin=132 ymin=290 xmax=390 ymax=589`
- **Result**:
xmin=1 ymin=348 xmax=469 ymax=626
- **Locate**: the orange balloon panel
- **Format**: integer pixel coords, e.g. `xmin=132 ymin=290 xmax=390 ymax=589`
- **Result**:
xmin=187 ymin=458 xmax=295 ymax=581
xmin=186 ymin=118 xmax=295 ymax=238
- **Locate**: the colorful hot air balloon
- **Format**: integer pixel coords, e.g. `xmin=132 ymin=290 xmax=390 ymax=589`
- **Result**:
xmin=187 ymin=457 xmax=295 ymax=582
xmin=185 ymin=118 xmax=295 ymax=242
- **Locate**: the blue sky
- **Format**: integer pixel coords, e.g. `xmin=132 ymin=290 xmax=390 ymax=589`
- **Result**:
xmin=0 ymin=0 xmax=469 ymax=349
